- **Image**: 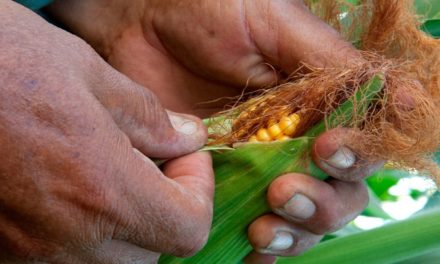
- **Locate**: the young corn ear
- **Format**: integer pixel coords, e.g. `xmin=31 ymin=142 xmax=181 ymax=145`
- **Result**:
xmin=159 ymin=75 xmax=385 ymax=263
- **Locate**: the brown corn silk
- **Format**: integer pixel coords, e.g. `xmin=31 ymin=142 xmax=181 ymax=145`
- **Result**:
xmin=209 ymin=0 xmax=440 ymax=184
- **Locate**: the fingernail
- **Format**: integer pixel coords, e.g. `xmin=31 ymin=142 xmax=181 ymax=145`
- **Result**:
xmin=169 ymin=114 xmax=198 ymax=135
xmin=276 ymin=194 xmax=316 ymax=220
xmin=326 ymin=146 xmax=356 ymax=169
xmin=266 ymin=231 xmax=294 ymax=251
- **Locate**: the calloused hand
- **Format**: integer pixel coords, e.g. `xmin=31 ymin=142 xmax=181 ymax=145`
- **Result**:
xmin=47 ymin=0 xmax=381 ymax=262
xmin=1 ymin=2 xmax=213 ymax=263
xmin=244 ymin=128 xmax=383 ymax=262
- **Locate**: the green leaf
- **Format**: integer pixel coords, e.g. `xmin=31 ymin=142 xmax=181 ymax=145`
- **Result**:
xmin=362 ymin=186 xmax=392 ymax=219
xmin=367 ymin=169 xmax=401 ymax=201
xmin=415 ymin=0 xmax=440 ymax=20
xmin=322 ymin=223 xmax=363 ymax=242
xmin=409 ymin=189 xmax=425 ymax=200
xmin=277 ymin=208 xmax=440 ymax=264
xmin=396 ymin=251 xmax=440 ymax=264
xmin=422 ymin=191 xmax=440 ymax=211
xmin=421 ymin=19 xmax=440 ymax=38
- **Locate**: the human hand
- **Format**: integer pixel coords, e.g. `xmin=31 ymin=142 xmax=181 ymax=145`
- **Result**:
xmin=46 ymin=0 xmax=378 ymax=262
xmin=0 ymin=2 xmax=213 ymax=263
xmin=244 ymin=128 xmax=384 ymax=262
xmin=47 ymin=0 xmax=362 ymax=117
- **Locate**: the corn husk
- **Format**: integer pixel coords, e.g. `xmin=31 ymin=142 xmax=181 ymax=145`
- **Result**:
xmin=159 ymin=75 xmax=384 ymax=263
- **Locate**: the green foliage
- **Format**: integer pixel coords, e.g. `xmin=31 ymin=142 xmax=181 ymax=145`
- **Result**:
xmin=422 ymin=191 xmax=440 ymax=210
xmin=396 ymin=251 xmax=440 ymax=264
xmin=361 ymin=187 xmax=392 ymax=219
xmin=422 ymin=19 xmax=440 ymax=37
xmin=367 ymin=170 xmax=401 ymax=201
xmin=415 ymin=0 xmax=440 ymax=20
xmin=277 ymin=208 xmax=440 ymax=264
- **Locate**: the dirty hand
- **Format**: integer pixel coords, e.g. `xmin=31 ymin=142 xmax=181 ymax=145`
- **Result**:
xmin=0 ymin=2 xmax=213 ymax=263
xmin=47 ymin=0 xmax=380 ymax=262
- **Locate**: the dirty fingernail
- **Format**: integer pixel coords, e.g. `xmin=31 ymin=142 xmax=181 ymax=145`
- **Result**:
xmin=169 ymin=114 xmax=198 ymax=135
xmin=266 ymin=231 xmax=294 ymax=251
xmin=276 ymin=193 xmax=316 ymax=220
xmin=326 ymin=146 xmax=356 ymax=169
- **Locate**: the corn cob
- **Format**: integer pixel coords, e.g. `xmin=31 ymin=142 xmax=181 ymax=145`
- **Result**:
xmin=160 ymin=75 xmax=385 ymax=264
xmin=249 ymin=113 xmax=301 ymax=142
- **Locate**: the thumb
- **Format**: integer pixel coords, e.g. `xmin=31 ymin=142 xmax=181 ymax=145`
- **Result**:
xmin=89 ymin=65 xmax=207 ymax=159
xmin=247 ymin=0 xmax=363 ymax=73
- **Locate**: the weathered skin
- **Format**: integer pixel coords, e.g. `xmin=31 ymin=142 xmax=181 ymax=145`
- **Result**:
xmin=0 ymin=0 xmax=379 ymax=263
xmin=1 ymin=2 xmax=212 ymax=263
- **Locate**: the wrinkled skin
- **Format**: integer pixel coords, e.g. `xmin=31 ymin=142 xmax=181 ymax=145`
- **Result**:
xmin=0 ymin=0 xmax=379 ymax=263
xmin=1 ymin=2 xmax=212 ymax=263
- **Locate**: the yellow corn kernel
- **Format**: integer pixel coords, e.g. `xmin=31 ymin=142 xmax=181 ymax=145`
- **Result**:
xmin=276 ymin=135 xmax=291 ymax=141
xmin=268 ymin=124 xmax=282 ymax=138
xmin=279 ymin=116 xmax=292 ymax=129
xmin=248 ymin=135 xmax=259 ymax=142
xmin=289 ymin=113 xmax=300 ymax=124
xmin=278 ymin=116 xmax=295 ymax=136
xmin=256 ymin=128 xmax=271 ymax=142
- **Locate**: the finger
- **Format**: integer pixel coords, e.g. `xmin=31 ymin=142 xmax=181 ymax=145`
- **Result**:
xmin=94 ymin=240 xmax=159 ymax=264
xmin=246 ymin=0 xmax=363 ymax=73
xmin=248 ymin=214 xmax=322 ymax=256
xmin=161 ymin=151 xmax=215 ymax=203
xmin=312 ymin=128 xmax=384 ymax=181
xmin=267 ymin=173 xmax=368 ymax=234
xmin=112 ymin=148 xmax=214 ymax=257
xmin=58 ymin=240 xmax=160 ymax=264
xmin=88 ymin=63 xmax=207 ymax=159
xmin=243 ymin=251 xmax=276 ymax=264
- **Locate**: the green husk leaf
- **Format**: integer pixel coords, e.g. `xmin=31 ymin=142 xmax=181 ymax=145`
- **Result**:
xmin=421 ymin=19 xmax=440 ymax=38
xmin=277 ymin=208 xmax=440 ymax=264
xmin=160 ymin=75 xmax=384 ymax=263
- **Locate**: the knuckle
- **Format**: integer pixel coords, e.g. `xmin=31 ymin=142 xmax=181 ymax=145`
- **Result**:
xmin=315 ymin=209 xmax=341 ymax=234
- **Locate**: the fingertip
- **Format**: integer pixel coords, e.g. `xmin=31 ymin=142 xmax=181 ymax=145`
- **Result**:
xmin=167 ymin=111 xmax=208 ymax=144
xmin=244 ymin=251 xmax=277 ymax=264
xmin=266 ymin=174 xmax=368 ymax=235
xmin=267 ymin=174 xmax=315 ymax=209
xmin=248 ymin=215 xmax=322 ymax=257
xmin=313 ymin=128 xmax=350 ymax=162
xmin=312 ymin=128 xmax=384 ymax=181
xmin=248 ymin=215 xmax=295 ymax=255
xmin=268 ymin=174 xmax=322 ymax=222
xmin=139 ymin=110 xmax=208 ymax=159
xmin=312 ymin=128 xmax=359 ymax=180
